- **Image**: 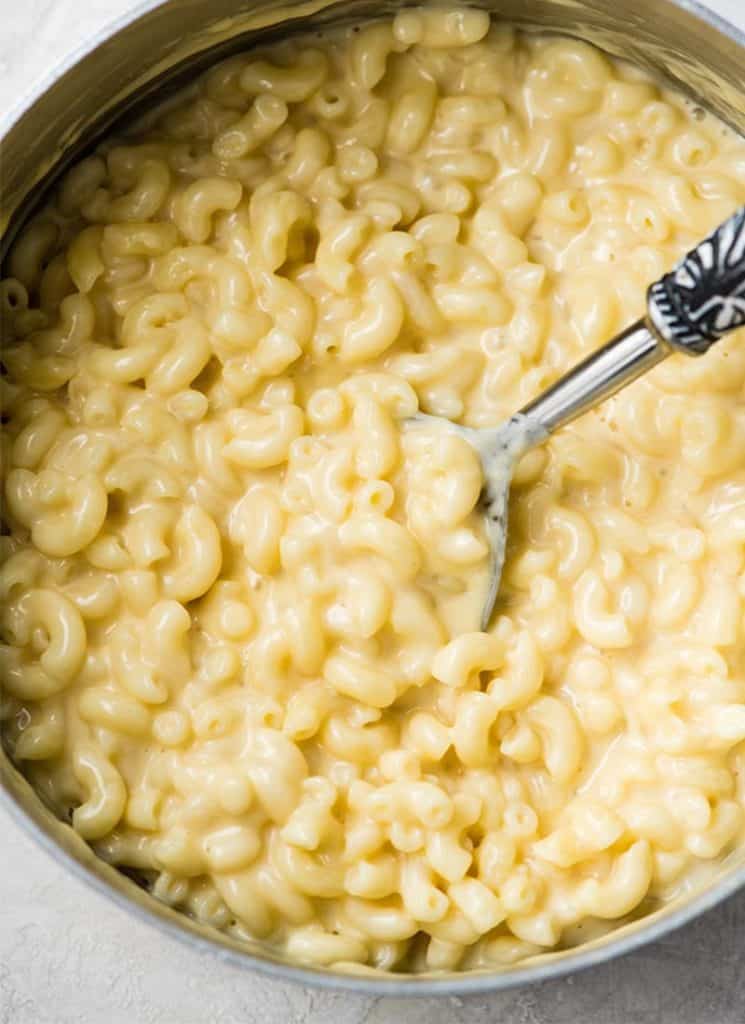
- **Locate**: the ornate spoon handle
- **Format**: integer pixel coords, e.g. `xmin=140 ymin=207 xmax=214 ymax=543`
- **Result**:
xmin=647 ymin=205 xmax=745 ymax=353
xmin=519 ymin=206 xmax=745 ymax=435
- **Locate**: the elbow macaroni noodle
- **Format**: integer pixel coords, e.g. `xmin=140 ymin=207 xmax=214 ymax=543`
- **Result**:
xmin=2 ymin=7 xmax=745 ymax=973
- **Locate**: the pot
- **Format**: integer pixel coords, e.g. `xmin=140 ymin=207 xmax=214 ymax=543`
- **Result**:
xmin=1 ymin=0 xmax=745 ymax=996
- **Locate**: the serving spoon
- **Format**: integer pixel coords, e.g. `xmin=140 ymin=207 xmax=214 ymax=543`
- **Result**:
xmin=409 ymin=206 xmax=745 ymax=629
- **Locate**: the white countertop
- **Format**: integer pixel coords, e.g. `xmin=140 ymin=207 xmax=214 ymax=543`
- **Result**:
xmin=2 ymin=2 xmax=745 ymax=1022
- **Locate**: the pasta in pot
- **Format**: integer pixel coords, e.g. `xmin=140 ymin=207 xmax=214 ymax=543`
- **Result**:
xmin=2 ymin=5 xmax=745 ymax=974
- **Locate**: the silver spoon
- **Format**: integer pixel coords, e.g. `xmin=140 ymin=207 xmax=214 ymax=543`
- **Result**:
xmin=410 ymin=206 xmax=745 ymax=629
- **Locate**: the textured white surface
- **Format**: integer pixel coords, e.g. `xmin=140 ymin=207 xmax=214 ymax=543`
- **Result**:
xmin=2 ymin=2 xmax=745 ymax=1022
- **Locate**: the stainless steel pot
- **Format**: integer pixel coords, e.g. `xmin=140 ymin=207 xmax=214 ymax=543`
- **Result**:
xmin=1 ymin=0 xmax=745 ymax=996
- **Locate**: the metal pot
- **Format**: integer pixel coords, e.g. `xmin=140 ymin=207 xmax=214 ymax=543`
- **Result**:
xmin=2 ymin=0 xmax=745 ymax=996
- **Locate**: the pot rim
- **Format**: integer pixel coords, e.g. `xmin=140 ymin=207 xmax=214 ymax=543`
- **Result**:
xmin=2 ymin=0 xmax=745 ymax=997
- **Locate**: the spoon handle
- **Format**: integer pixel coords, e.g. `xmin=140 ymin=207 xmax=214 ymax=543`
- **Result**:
xmin=518 ymin=320 xmax=665 ymax=435
xmin=647 ymin=204 xmax=745 ymax=353
xmin=519 ymin=206 xmax=745 ymax=436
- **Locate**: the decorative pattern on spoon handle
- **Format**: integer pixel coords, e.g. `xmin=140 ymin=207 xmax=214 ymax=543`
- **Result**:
xmin=647 ymin=205 xmax=745 ymax=354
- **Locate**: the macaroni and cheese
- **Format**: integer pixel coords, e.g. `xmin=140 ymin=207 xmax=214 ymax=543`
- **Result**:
xmin=2 ymin=6 xmax=745 ymax=973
